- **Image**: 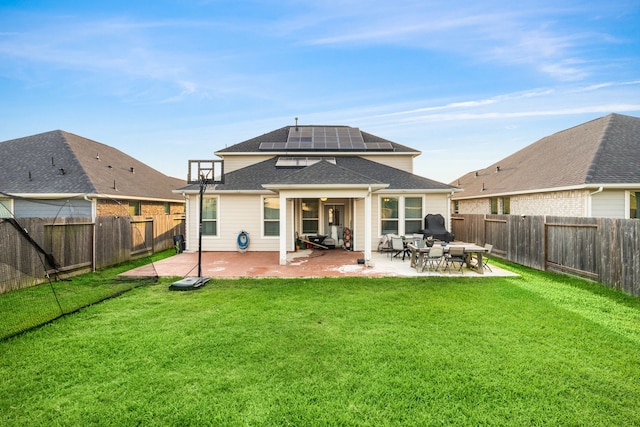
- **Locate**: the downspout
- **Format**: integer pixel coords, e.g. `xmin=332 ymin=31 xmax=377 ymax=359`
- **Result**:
xmin=447 ymin=190 xmax=454 ymax=229
xmin=587 ymin=186 xmax=603 ymax=217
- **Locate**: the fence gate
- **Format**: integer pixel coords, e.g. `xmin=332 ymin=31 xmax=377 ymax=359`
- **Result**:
xmin=131 ymin=218 xmax=154 ymax=256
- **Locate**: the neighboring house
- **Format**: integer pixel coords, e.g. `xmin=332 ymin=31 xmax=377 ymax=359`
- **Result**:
xmin=451 ymin=113 xmax=640 ymax=219
xmin=177 ymin=124 xmax=458 ymax=264
xmin=0 ymin=130 xmax=185 ymax=220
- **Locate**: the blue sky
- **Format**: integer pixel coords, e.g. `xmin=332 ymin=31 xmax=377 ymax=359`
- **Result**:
xmin=1 ymin=1 xmax=639 ymax=183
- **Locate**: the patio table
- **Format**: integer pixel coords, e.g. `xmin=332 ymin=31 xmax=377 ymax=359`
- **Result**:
xmin=407 ymin=243 xmax=488 ymax=274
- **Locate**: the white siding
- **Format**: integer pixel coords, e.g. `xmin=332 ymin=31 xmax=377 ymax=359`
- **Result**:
xmin=222 ymin=154 xmax=414 ymax=174
xmin=185 ymin=195 xmax=199 ymax=252
xmin=187 ymin=193 xmax=294 ymax=252
xmin=360 ymin=155 xmax=413 ymax=172
xmin=591 ymin=190 xmax=626 ymax=218
xmin=221 ymin=155 xmax=275 ymax=173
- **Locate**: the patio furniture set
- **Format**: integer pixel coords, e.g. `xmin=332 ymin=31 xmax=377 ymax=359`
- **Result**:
xmin=407 ymin=241 xmax=492 ymax=274
xmin=380 ymin=234 xmax=493 ymax=274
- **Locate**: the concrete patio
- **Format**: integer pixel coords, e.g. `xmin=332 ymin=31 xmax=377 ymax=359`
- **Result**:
xmin=122 ymin=248 xmax=518 ymax=279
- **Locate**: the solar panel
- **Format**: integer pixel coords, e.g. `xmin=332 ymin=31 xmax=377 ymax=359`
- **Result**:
xmin=259 ymin=127 xmax=394 ymax=151
xmin=259 ymin=142 xmax=287 ymax=150
xmin=365 ymin=142 xmax=394 ymax=151
xmin=285 ymin=126 xmax=367 ymax=151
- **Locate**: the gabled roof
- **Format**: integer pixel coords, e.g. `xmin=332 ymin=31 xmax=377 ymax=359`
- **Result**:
xmin=215 ymin=125 xmax=420 ymax=155
xmin=178 ymin=156 xmax=455 ymax=193
xmin=451 ymin=113 xmax=640 ymax=199
xmin=0 ymin=130 xmax=185 ymax=201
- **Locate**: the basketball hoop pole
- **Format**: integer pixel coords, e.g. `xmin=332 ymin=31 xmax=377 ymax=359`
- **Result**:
xmin=197 ymin=175 xmax=205 ymax=278
xmin=170 ymin=161 xmax=223 ymax=291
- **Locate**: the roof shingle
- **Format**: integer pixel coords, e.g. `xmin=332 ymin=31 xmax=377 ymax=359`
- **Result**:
xmin=0 ymin=130 xmax=185 ymax=200
xmin=451 ymin=113 xmax=640 ymax=199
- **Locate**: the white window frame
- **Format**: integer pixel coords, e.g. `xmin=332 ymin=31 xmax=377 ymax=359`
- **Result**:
xmin=262 ymin=196 xmax=280 ymax=238
xmin=379 ymin=195 xmax=426 ymax=236
xmin=201 ymin=196 xmax=219 ymax=237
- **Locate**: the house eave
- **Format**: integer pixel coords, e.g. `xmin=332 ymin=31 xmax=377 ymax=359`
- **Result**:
xmin=452 ymin=183 xmax=640 ymax=200
xmin=261 ymin=183 xmax=389 ymax=191
xmin=1 ymin=192 xmax=89 ymax=199
xmin=215 ymin=150 xmax=419 ymax=157
xmin=376 ymin=188 xmax=461 ymax=194
xmin=175 ymin=188 xmax=276 ymax=195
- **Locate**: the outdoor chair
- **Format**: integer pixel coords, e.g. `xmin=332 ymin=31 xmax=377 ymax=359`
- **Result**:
xmin=424 ymin=246 xmax=444 ymax=272
xmin=444 ymin=246 xmax=465 ymax=274
xmin=481 ymin=243 xmax=493 ymax=272
xmin=377 ymin=234 xmax=393 ymax=254
xmin=390 ymin=236 xmax=407 ymax=261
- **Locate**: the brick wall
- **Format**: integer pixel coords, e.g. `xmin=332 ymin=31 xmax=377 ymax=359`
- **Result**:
xmin=455 ymin=190 xmax=588 ymax=217
xmin=96 ymin=199 xmax=185 ymax=217
xmin=511 ymin=190 xmax=587 ymax=216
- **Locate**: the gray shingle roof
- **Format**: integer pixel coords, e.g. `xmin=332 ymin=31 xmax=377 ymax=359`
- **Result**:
xmin=0 ymin=130 xmax=185 ymax=200
xmin=266 ymin=160 xmax=384 ymax=186
xmin=215 ymin=125 xmax=419 ymax=154
xmin=178 ymin=156 xmax=455 ymax=192
xmin=451 ymin=113 xmax=640 ymax=199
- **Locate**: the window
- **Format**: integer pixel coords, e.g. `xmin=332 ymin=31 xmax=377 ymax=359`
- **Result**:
xmin=0 ymin=199 xmax=10 ymax=218
xmin=490 ymin=198 xmax=498 ymax=214
xmin=502 ymin=197 xmax=510 ymax=214
xmin=631 ymin=192 xmax=640 ymax=219
xmin=404 ymin=197 xmax=422 ymax=234
xmin=164 ymin=202 xmax=170 ymax=215
xmin=264 ymin=197 xmax=280 ymax=236
xmin=302 ymin=199 xmax=319 ymax=234
xmin=129 ymin=201 xmax=141 ymax=216
xmin=453 ymin=200 xmax=459 ymax=214
xmin=381 ymin=197 xmax=399 ymax=235
xmin=202 ymin=197 xmax=218 ymax=236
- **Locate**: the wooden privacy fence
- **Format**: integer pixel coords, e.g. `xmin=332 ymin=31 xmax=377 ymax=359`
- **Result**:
xmin=0 ymin=214 xmax=185 ymax=293
xmin=451 ymin=214 xmax=640 ymax=296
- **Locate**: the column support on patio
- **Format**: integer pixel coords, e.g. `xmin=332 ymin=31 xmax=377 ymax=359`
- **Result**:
xmin=364 ymin=187 xmax=372 ymax=262
xmin=279 ymin=192 xmax=288 ymax=266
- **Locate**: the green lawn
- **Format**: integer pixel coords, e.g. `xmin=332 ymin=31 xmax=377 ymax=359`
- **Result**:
xmin=1 ymin=260 xmax=640 ymax=426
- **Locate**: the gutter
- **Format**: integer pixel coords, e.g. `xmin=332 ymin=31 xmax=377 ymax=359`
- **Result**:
xmin=589 ymin=186 xmax=604 ymax=196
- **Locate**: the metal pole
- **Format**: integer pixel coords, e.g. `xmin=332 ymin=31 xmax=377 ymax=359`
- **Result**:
xmin=198 ymin=178 xmax=205 ymax=278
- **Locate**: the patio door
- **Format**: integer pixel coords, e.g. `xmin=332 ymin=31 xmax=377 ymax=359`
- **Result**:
xmin=324 ymin=204 xmax=343 ymax=240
